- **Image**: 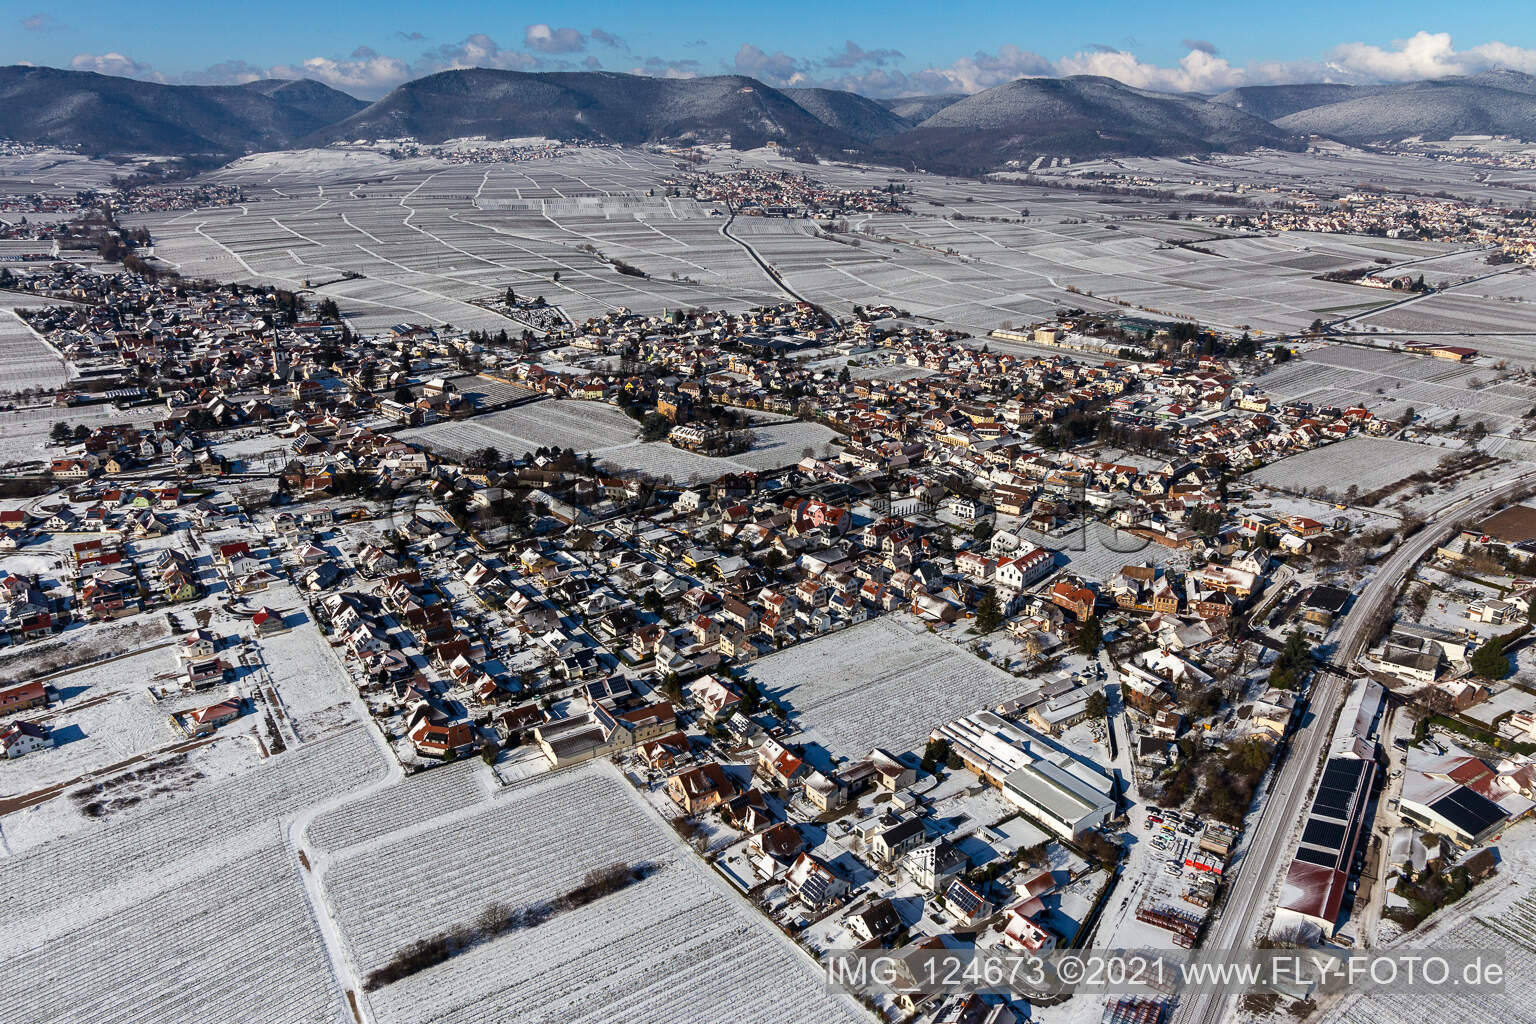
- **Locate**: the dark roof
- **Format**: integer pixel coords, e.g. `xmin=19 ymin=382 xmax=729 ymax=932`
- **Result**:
xmin=943 ymin=879 xmax=990 ymax=917
xmin=880 ymin=817 xmax=927 ymax=845
xmin=1304 ymin=585 xmax=1350 ymax=614
xmin=852 ymin=897 xmax=902 ymax=936
xmin=1302 ymin=818 xmax=1347 ymax=850
xmin=1474 ymin=504 xmax=1536 ymax=545
xmin=1429 ymin=787 xmax=1506 ymax=840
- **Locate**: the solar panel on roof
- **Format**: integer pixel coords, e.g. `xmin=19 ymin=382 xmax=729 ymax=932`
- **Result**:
xmin=1321 ymin=758 xmax=1369 ymax=787
xmin=1294 ymin=846 xmax=1340 ymax=868
xmin=1312 ymin=785 xmax=1356 ymax=819
xmin=1302 ymin=818 xmax=1347 ymax=851
xmin=1430 ymin=787 xmax=1504 ymax=839
xmin=1321 ymin=762 xmax=1353 ymax=783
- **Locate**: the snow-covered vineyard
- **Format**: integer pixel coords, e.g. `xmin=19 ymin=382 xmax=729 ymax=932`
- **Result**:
xmin=0 ymin=727 xmax=386 ymax=1023
xmin=345 ymin=762 xmax=868 ymax=1024
xmin=745 ymin=615 xmax=1035 ymax=759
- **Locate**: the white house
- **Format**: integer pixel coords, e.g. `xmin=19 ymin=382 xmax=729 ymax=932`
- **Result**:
xmin=1 ymin=720 xmax=54 ymax=758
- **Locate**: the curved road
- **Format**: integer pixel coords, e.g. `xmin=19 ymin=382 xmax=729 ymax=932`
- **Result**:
xmin=1174 ymin=467 xmax=1536 ymax=1024
xmin=718 ymin=208 xmax=812 ymax=305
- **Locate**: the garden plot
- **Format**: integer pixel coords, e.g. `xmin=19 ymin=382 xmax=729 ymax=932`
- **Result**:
xmin=743 ymin=615 xmax=1034 ymax=761
xmin=0 ymin=644 xmax=244 ymax=798
xmin=0 ymin=837 xmax=349 ymax=1024
xmin=1249 ymin=436 xmax=1449 ymax=494
xmin=334 ymin=760 xmax=868 ymax=1024
xmin=0 ymin=402 xmax=160 ymax=467
xmin=251 ymin=588 xmax=362 ymax=736
xmin=306 ymin=759 xmax=488 ymax=855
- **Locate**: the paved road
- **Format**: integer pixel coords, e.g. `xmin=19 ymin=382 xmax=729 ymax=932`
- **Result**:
xmin=1173 ymin=468 xmax=1536 ymax=1024
xmin=1325 ymin=263 xmax=1522 ymax=329
xmin=718 ymin=209 xmax=811 ymax=305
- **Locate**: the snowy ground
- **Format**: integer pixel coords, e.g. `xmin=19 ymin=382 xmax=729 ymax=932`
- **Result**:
xmin=0 ymin=725 xmax=389 ymax=1024
xmin=743 ymin=615 xmax=1037 ymax=765
xmin=1250 ymin=436 xmax=1451 ymax=495
xmin=1317 ymin=816 xmax=1536 ymax=1024
xmin=397 ymin=398 xmax=838 ymax=481
xmin=324 ymin=759 xmax=871 ymax=1024
xmin=0 ymin=310 xmax=67 ymax=392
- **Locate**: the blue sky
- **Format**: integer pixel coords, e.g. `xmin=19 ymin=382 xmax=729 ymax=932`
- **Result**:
xmin=4 ymin=0 xmax=1536 ymax=99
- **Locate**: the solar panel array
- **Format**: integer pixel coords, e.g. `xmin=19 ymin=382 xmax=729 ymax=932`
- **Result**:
xmin=1302 ymin=818 xmax=1348 ymax=851
xmin=1292 ymin=757 xmax=1374 ymax=871
xmin=1313 ymin=759 xmax=1369 ymax=820
xmin=1294 ymin=846 xmax=1340 ymax=868
xmin=1430 ymin=786 xmax=1505 ymax=841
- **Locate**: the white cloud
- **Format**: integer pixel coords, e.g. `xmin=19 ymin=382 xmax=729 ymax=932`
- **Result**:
xmin=421 ymin=33 xmax=541 ymax=73
xmin=1325 ymin=31 xmax=1536 ymax=81
xmin=180 ymin=60 xmax=269 ymax=86
xmin=1055 ymin=46 xmax=1246 ymax=93
xmin=70 ymin=52 xmax=164 ymax=81
xmin=55 ymin=28 xmax=1536 ymax=108
xmin=269 ymin=52 xmax=413 ymax=94
xmin=729 ymin=44 xmax=807 ymax=87
xmin=910 ymin=45 xmax=1053 ymax=94
xmin=523 ymin=24 xmax=586 ymax=55
xmin=887 ymin=31 xmax=1536 ymax=99
xmin=628 ymin=57 xmax=701 ymax=80
xmin=822 ymin=40 xmax=904 ymax=69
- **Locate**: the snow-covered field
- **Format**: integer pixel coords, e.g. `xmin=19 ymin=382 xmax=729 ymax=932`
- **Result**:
xmin=251 ymin=589 xmax=365 ymax=739
xmin=0 ymin=643 xmax=242 ymax=796
xmin=126 ymin=150 xmax=788 ymax=331
xmin=100 ymin=145 xmax=1495 ymax=340
xmin=0 ymin=725 xmax=389 ymax=1022
xmin=1320 ymin=816 xmax=1536 ymax=1024
xmin=399 ymin=400 xmax=837 ymax=481
xmin=1258 ymin=344 xmax=1536 ymax=434
xmin=0 ymin=401 xmax=160 ymax=468
xmin=307 ymin=759 xmax=489 ymax=855
xmin=1250 ymin=436 xmax=1450 ymax=494
xmin=744 ymin=615 xmax=1035 ymax=762
xmin=398 ymin=400 xmax=639 ymax=456
xmin=325 ymin=761 xmax=869 ymax=1024
xmin=0 ymin=310 xmax=67 ymax=391
xmin=0 ymin=837 xmax=350 ymax=1024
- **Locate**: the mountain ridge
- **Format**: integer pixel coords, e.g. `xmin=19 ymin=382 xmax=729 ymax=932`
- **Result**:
xmin=0 ymin=65 xmax=367 ymax=156
xmin=8 ymin=64 xmax=1536 ymax=172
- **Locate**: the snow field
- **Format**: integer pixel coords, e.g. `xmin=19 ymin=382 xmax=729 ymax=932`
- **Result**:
xmin=0 ymin=725 xmax=386 ymax=936
xmin=334 ymin=760 xmax=869 ymax=1024
xmin=1249 ymin=436 xmax=1451 ymax=493
xmin=325 ymin=765 xmax=678 ymax=969
xmin=0 ymin=837 xmax=349 ymax=1024
xmin=746 ymin=615 xmax=1035 ymax=759
xmin=368 ymin=861 xmax=865 ymax=1024
xmin=0 ymin=310 xmax=67 ymax=390
xmin=399 ymin=399 xmax=639 ymax=455
xmin=306 ymin=759 xmax=488 ymax=855
xmin=399 ymin=399 xmax=837 ymax=481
